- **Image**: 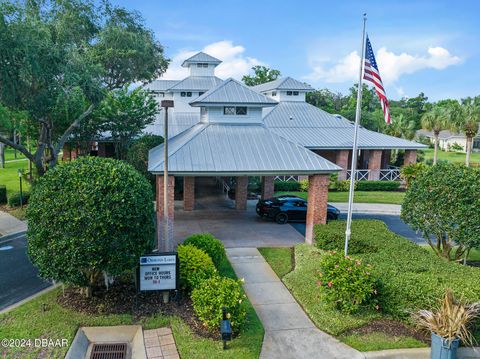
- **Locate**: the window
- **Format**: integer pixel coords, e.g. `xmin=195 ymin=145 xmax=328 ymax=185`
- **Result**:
xmin=272 ymin=91 xmax=277 ymax=96
xmin=180 ymin=92 xmax=186 ymax=97
xmin=186 ymin=92 xmax=192 ymax=97
xmin=224 ymin=106 xmax=235 ymax=115
xmin=236 ymin=106 xmax=247 ymax=115
xmin=157 ymin=92 xmax=165 ymax=97
xmin=293 ymin=91 xmax=299 ymax=96
xmin=197 ymin=63 xmax=208 ymax=68
xmin=286 ymin=91 xmax=293 ymax=96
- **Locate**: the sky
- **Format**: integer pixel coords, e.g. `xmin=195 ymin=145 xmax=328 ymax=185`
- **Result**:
xmin=114 ymin=0 xmax=480 ymax=101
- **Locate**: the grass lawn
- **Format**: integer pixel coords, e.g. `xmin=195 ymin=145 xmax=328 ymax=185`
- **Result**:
xmin=0 ymin=256 xmax=264 ymax=359
xmin=4 ymin=147 xmax=26 ymax=162
xmin=257 ymin=247 xmax=293 ymax=278
xmin=421 ymin=148 xmax=480 ymax=165
xmin=275 ymin=191 xmax=405 ymax=205
xmin=0 ymin=159 xmax=31 ymax=196
xmin=260 ymin=220 xmax=480 ymax=352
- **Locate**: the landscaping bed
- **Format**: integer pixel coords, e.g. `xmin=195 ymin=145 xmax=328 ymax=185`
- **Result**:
xmin=259 ymin=220 xmax=480 ymax=351
xmin=0 ymin=255 xmax=264 ymax=359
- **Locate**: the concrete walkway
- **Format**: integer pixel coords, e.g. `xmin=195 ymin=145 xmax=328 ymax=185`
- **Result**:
xmin=0 ymin=210 xmax=27 ymax=236
xmin=330 ymin=202 xmax=401 ymax=215
xmin=227 ymin=247 xmax=364 ymax=359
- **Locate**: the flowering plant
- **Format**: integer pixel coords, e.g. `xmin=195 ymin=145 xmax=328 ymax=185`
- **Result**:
xmin=317 ymin=251 xmax=378 ymax=313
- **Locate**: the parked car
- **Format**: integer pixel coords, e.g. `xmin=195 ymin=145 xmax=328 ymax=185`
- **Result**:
xmin=256 ymin=195 xmax=340 ymax=224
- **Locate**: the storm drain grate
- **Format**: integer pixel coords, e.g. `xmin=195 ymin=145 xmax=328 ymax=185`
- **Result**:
xmin=90 ymin=343 xmax=127 ymax=359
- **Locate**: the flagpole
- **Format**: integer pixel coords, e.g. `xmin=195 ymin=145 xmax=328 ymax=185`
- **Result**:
xmin=345 ymin=13 xmax=367 ymax=256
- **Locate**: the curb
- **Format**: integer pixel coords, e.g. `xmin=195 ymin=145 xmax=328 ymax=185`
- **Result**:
xmin=363 ymin=347 xmax=480 ymax=359
xmin=0 ymin=230 xmax=27 ymax=245
xmin=0 ymin=284 xmax=58 ymax=315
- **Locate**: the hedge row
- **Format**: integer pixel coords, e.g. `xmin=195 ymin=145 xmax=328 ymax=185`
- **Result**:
xmin=314 ymin=220 xmax=480 ymax=319
xmin=275 ymin=180 xmax=401 ymax=193
xmin=0 ymin=186 xmax=30 ymax=207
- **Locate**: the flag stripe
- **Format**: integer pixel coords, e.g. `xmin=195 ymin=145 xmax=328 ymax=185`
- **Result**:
xmin=363 ymin=36 xmax=391 ymax=124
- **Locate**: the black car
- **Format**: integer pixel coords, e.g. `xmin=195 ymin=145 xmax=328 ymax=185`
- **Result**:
xmin=256 ymin=195 xmax=340 ymax=224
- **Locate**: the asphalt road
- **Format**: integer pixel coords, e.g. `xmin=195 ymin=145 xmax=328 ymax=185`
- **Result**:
xmin=0 ymin=232 xmax=51 ymax=311
xmin=290 ymin=213 xmax=425 ymax=244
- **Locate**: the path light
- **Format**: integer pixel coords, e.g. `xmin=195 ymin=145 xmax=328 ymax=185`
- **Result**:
xmin=220 ymin=307 xmax=232 ymax=350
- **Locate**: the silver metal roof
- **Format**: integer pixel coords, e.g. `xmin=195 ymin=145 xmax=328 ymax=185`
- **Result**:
xmin=264 ymin=102 xmax=427 ymax=150
xmin=148 ymin=123 xmax=341 ymax=175
xmin=144 ymin=80 xmax=179 ymax=92
xmin=181 ymin=52 xmax=222 ymax=67
xmin=168 ymin=76 xmax=224 ymax=91
xmin=143 ymin=112 xmax=200 ymax=139
xmin=190 ymin=78 xmax=278 ymax=107
xmin=252 ymin=77 xmax=314 ymax=93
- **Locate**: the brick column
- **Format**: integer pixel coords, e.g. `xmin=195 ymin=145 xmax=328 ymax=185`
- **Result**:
xmin=305 ymin=174 xmax=329 ymax=245
xmin=261 ymin=176 xmax=275 ymax=200
xmin=235 ymin=176 xmax=248 ymax=210
xmin=404 ymin=150 xmax=417 ymax=166
xmin=183 ymin=176 xmax=195 ymax=211
xmin=63 ymin=145 xmax=71 ymax=161
xmin=368 ymin=150 xmax=382 ymax=180
xmin=335 ymin=150 xmax=350 ymax=181
xmin=156 ymin=175 xmax=175 ymax=251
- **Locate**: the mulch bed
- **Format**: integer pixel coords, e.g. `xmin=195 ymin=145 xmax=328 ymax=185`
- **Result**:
xmin=343 ymin=319 xmax=430 ymax=344
xmin=56 ymin=276 xmax=220 ymax=340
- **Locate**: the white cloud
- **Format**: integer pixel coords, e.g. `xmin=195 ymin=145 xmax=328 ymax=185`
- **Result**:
xmin=304 ymin=46 xmax=461 ymax=85
xmin=162 ymin=40 xmax=264 ymax=80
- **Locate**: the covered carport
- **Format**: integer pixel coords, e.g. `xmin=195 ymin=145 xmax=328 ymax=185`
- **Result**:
xmin=148 ymin=120 xmax=341 ymax=249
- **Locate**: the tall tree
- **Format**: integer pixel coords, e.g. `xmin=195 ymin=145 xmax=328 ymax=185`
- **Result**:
xmin=306 ymin=89 xmax=348 ymax=114
xmin=0 ymin=0 xmax=168 ymax=175
xmin=242 ymin=66 xmax=281 ymax=86
xmin=383 ymin=113 xmax=416 ymax=140
xmin=450 ymin=101 xmax=480 ymax=166
xmin=421 ymin=105 xmax=450 ymax=164
xmin=95 ymin=87 xmax=158 ymax=160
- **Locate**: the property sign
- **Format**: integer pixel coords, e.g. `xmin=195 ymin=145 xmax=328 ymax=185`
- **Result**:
xmin=138 ymin=252 xmax=178 ymax=291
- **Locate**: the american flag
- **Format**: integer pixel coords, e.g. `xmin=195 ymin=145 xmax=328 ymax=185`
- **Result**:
xmin=363 ymin=36 xmax=391 ymax=124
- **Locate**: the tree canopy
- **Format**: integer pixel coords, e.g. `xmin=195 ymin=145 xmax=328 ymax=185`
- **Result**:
xmin=0 ymin=0 xmax=168 ymax=175
xmin=242 ymin=66 xmax=281 ymax=86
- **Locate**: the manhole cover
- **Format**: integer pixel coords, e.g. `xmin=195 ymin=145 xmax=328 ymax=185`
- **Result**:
xmin=90 ymin=343 xmax=127 ymax=359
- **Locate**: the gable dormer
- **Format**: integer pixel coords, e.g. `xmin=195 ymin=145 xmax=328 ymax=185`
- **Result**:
xmin=251 ymin=77 xmax=314 ymax=102
xmin=181 ymin=52 xmax=222 ymax=77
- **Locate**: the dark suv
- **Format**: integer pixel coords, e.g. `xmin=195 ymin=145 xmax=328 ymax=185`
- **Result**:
xmin=256 ymin=195 xmax=340 ymax=224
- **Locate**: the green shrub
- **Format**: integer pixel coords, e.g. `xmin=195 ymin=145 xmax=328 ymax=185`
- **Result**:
xmin=356 ymin=181 xmax=400 ymax=191
xmin=336 ymin=180 xmax=356 ymax=192
xmin=27 ymin=157 xmax=155 ymax=291
xmin=400 ymin=163 xmax=427 ymax=188
xmin=274 ymin=180 xmax=300 ymax=192
xmin=314 ymin=221 xmax=378 ymax=254
xmin=299 ymin=179 xmax=309 ymax=192
xmin=318 ymin=251 xmax=378 ymax=313
xmin=177 ymin=244 xmax=217 ymax=291
xmin=191 ymin=276 xmax=247 ymax=333
xmin=0 ymin=186 xmax=7 ymax=204
xmin=126 ymin=134 xmax=164 ymax=187
xmin=184 ymin=233 xmax=225 ymax=267
xmin=8 ymin=191 xmax=30 ymax=207
xmin=314 ymin=220 xmax=480 ymax=319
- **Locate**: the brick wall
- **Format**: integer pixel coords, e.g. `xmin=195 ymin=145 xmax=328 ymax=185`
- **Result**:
xmin=368 ymin=150 xmax=383 ymax=180
xmin=305 ymin=174 xmax=329 ymax=245
xmin=335 ymin=150 xmax=350 ymax=180
xmin=261 ymin=176 xmax=274 ymax=199
xmin=183 ymin=177 xmax=195 ymax=211
xmin=404 ymin=150 xmax=417 ymax=165
xmin=235 ymin=176 xmax=248 ymax=210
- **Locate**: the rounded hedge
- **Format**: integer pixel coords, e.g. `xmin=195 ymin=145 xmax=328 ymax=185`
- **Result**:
xmin=191 ymin=276 xmax=247 ymax=333
xmin=27 ymin=156 xmax=155 ymax=287
xmin=177 ymin=244 xmax=217 ymax=291
xmin=183 ymin=233 xmax=225 ymax=267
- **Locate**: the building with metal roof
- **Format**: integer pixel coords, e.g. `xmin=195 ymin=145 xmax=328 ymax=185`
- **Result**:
xmin=181 ymin=52 xmax=222 ymax=67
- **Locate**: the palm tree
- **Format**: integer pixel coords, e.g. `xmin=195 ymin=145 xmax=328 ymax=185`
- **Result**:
xmin=421 ymin=106 xmax=450 ymax=164
xmin=450 ymin=102 xmax=480 ymax=167
xmin=384 ymin=114 xmax=416 ymax=140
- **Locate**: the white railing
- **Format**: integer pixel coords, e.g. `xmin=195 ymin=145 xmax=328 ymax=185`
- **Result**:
xmin=346 ymin=170 xmax=370 ymax=181
xmin=379 ymin=169 xmax=401 ymax=181
xmin=274 ymin=175 xmax=299 ymax=182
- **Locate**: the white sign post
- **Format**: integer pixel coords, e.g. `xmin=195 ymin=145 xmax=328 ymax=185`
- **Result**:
xmin=138 ymin=253 xmax=178 ymax=293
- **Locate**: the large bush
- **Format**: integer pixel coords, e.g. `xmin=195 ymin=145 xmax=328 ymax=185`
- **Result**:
xmin=191 ymin=276 xmax=247 ymax=333
xmin=27 ymin=157 xmax=155 ymax=294
xmin=401 ymin=163 xmax=480 ymax=260
xmin=314 ymin=220 xmax=480 ymax=319
xmin=177 ymin=244 xmax=217 ymax=291
xmin=184 ymin=233 xmax=225 ymax=268
xmin=357 ymin=181 xmax=400 ymax=191
xmin=317 ymin=251 xmax=378 ymax=314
